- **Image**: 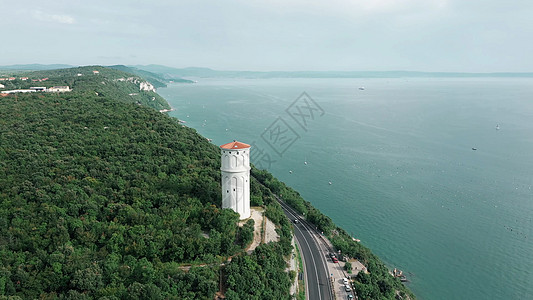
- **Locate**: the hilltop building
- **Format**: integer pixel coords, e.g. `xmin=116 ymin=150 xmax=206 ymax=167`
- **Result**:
xmin=220 ymin=140 xmax=251 ymax=220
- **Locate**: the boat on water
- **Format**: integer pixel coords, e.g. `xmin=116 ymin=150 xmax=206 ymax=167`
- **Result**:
xmin=496 ymin=124 xmax=500 ymax=130
xmin=358 ymin=87 xmax=365 ymax=90
xmin=472 ymin=147 xmax=477 ymax=151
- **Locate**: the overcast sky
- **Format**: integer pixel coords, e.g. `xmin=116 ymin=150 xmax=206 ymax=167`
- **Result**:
xmin=2 ymin=0 xmax=533 ymax=72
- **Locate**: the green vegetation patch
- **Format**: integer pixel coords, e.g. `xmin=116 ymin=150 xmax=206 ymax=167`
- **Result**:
xmin=0 ymin=92 xmax=241 ymax=299
xmin=1 ymin=66 xmax=170 ymax=110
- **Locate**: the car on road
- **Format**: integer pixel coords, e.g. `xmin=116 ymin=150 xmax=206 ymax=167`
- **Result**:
xmin=342 ymin=278 xmax=349 ymax=285
xmin=345 ymin=284 xmax=352 ymax=292
xmin=347 ymin=294 xmax=354 ymax=299
xmin=332 ymin=257 xmax=339 ymax=263
xmin=293 ymin=219 xmax=299 ymax=224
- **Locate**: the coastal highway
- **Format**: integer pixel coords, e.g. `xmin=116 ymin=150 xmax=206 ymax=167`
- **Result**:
xmin=276 ymin=198 xmax=333 ymax=300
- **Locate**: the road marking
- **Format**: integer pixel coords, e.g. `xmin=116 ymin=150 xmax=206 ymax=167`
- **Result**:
xmin=293 ymin=235 xmax=310 ymax=300
xmin=277 ymin=199 xmax=328 ymax=300
xmin=292 ymin=220 xmax=322 ymax=300
xmin=298 ymin=217 xmax=331 ymax=299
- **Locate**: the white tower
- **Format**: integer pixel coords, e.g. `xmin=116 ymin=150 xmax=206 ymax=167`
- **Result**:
xmin=220 ymin=140 xmax=251 ymax=220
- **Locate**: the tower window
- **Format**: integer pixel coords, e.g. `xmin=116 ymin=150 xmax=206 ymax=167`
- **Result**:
xmin=237 ymin=152 xmax=239 ymax=155
xmin=227 ymin=190 xmax=229 ymax=193
xmin=233 ymin=188 xmax=236 ymax=191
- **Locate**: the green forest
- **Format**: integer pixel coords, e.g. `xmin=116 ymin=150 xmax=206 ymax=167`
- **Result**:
xmin=0 ymin=67 xmax=293 ymax=299
xmin=0 ymin=66 xmax=414 ymax=300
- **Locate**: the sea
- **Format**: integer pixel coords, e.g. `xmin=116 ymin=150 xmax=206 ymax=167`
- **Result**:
xmin=158 ymin=77 xmax=533 ymax=300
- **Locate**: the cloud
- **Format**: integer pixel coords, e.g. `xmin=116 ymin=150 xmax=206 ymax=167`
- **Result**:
xmin=242 ymin=0 xmax=449 ymax=16
xmin=33 ymin=10 xmax=75 ymax=24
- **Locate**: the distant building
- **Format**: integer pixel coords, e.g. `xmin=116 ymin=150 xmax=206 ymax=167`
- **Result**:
xmin=77 ymin=73 xmax=83 ymax=76
xmin=93 ymin=70 xmax=99 ymax=75
xmin=8 ymin=77 xmax=15 ymax=81
xmin=47 ymin=86 xmax=70 ymax=92
xmin=0 ymin=78 xmax=6 ymax=81
xmin=20 ymin=77 xmax=28 ymax=81
xmin=0 ymin=83 xmax=4 ymax=89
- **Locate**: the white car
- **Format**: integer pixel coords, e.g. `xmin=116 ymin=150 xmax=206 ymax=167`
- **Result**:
xmin=342 ymin=278 xmax=349 ymax=285
xmin=345 ymin=284 xmax=351 ymax=292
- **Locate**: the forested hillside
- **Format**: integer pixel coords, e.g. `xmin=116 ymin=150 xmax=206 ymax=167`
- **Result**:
xmin=0 ymin=66 xmax=169 ymax=110
xmin=0 ymin=76 xmax=293 ymax=299
xmin=107 ymin=65 xmax=194 ymax=88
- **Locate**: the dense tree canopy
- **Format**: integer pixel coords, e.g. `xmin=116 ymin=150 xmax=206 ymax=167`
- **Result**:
xmin=0 ymin=90 xmax=243 ymax=298
xmin=0 ymin=66 xmax=298 ymax=299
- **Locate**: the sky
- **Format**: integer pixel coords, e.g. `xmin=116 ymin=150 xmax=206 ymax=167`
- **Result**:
xmin=2 ymin=0 xmax=533 ymax=72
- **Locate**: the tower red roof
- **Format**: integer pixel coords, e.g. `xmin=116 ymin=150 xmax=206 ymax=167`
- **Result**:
xmin=220 ymin=140 xmax=250 ymax=149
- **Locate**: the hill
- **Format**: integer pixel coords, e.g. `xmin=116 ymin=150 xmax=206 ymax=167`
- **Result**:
xmin=107 ymin=65 xmax=194 ymax=89
xmin=0 ymin=64 xmax=74 ymax=71
xmin=0 ymin=66 xmax=170 ymax=111
xmin=133 ymin=64 xmax=533 ymax=79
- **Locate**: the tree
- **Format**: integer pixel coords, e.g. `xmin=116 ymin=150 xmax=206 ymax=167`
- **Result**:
xmin=344 ymin=261 xmax=352 ymax=273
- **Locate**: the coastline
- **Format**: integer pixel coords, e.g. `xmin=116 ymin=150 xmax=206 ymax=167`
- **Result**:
xmin=154 ymin=83 xmax=416 ymax=299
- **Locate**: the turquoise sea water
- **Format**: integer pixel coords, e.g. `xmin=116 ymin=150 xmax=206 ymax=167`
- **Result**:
xmin=159 ymin=77 xmax=533 ymax=300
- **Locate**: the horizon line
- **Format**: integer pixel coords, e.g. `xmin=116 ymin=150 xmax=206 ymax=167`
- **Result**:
xmin=1 ymin=63 xmax=533 ymax=75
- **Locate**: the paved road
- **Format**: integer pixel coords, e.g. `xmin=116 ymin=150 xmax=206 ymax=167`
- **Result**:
xmin=277 ymin=199 xmax=333 ymax=300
